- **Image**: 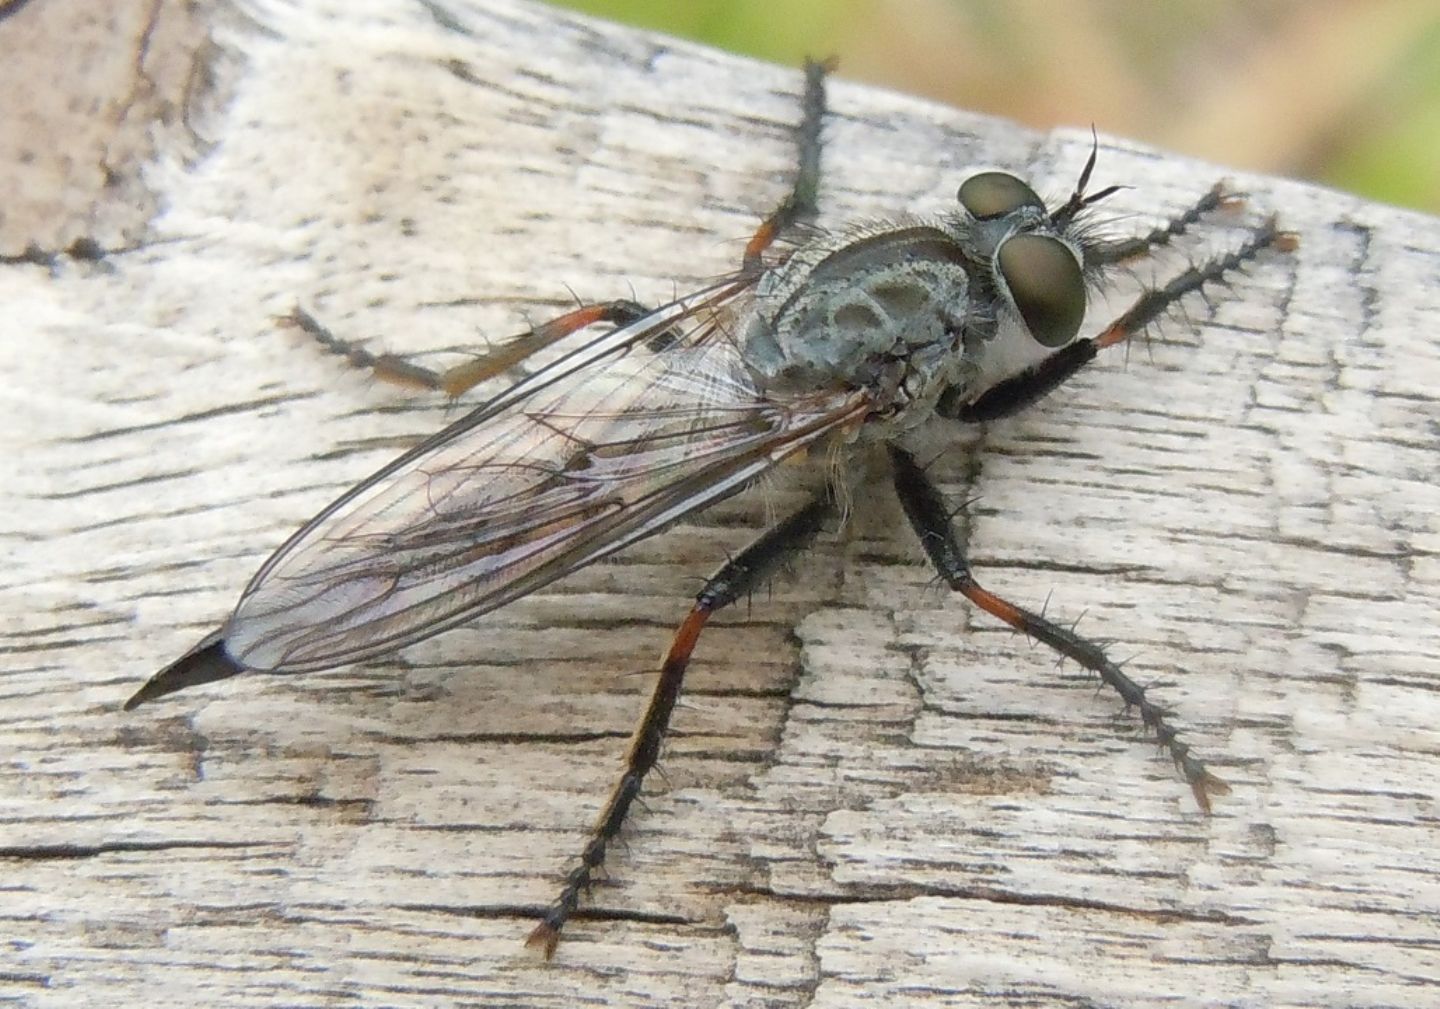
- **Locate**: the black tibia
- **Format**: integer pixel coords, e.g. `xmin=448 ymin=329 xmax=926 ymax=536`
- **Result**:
xmin=526 ymin=494 xmax=835 ymax=958
xmin=123 ymin=629 xmax=243 ymax=711
xmin=943 ymin=214 xmax=1294 ymax=424
xmin=887 ymin=446 xmax=1229 ymax=813
xmin=743 ymin=58 xmax=831 ymax=271
xmin=281 ymin=300 xmax=656 ymax=398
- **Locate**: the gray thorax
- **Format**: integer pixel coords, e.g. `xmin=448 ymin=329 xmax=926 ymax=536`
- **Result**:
xmin=741 ymin=199 xmax=1086 ymax=435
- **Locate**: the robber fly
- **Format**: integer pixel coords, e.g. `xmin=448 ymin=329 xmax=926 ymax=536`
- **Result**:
xmin=126 ymin=61 xmax=1294 ymax=957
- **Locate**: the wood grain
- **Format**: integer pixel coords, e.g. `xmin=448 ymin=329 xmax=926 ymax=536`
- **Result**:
xmin=3 ymin=1 xmax=1437 ymax=1006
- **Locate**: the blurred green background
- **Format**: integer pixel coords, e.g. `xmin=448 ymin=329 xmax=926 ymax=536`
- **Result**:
xmin=555 ymin=0 xmax=1440 ymax=214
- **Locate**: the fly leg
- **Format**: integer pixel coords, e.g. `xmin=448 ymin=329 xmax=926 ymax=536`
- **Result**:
xmin=289 ymin=58 xmax=831 ymax=393
xmin=279 ymin=300 xmax=656 ymax=399
xmin=742 ymin=57 xmax=830 ymax=271
xmin=1085 ymin=181 xmax=1246 ymax=267
xmin=941 ymin=217 xmax=1296 ymax=423
xmin=888 ymin=445 xmax=1230 ymax=812
xmin=526 ymin=493 xmax=836 ymax=958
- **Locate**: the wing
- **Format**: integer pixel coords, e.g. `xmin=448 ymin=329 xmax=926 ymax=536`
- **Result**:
xmin=222 ymin=279 xmax=872 ymax=672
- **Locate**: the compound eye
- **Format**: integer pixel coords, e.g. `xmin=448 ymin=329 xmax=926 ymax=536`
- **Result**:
xmin=997 ymin=234 xmax=1085 ymax=348
xmin=958 ymin=172 xmax=1044 ymax=219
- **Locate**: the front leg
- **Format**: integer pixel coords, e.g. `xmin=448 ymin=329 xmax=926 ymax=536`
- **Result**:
xmin=942 ymin=213 xmax=1295 ymax=424
xmin=888 ymin=445 xmax=1229 ymax=812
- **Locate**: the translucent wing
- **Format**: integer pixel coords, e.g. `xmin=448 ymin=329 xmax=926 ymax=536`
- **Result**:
xmin=224 ymin=279 xmax=872 ymax=672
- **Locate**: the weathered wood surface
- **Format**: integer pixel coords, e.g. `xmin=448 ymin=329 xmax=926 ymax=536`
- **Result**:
xmin=3 ymin=1 xmax=1438 ymax=1006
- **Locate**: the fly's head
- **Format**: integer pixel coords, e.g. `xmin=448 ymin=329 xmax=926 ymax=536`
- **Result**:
xmin=949 ymin=144 xmax=1122 ymax=360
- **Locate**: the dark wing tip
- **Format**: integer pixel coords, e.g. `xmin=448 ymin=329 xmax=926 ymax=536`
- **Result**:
xmin=123 ymin=629 xmax=245 ymax=711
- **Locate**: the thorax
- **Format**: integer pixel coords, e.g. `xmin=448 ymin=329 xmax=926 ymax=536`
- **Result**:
xmin=741 ymin=221 xmax=999 ymax=432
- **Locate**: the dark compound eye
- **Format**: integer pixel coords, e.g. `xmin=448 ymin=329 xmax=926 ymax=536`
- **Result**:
xmin=997 ymin=233 xmax=1085 ymax=347
xmin=957 ymin=172 xmax=1044 ymax=219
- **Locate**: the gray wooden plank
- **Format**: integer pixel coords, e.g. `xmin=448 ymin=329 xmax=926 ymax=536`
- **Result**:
xmin=2 ymin=0 xmax=1437 ymax=1006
